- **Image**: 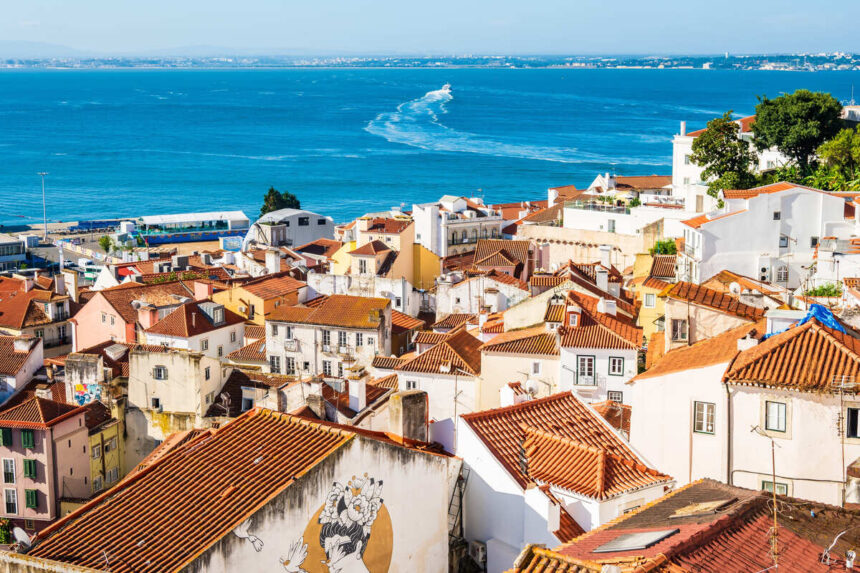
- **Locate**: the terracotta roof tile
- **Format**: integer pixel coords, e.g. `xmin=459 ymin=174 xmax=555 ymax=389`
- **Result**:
xmin=614 ymin=175 xmax=672 ymax=190
xmin=724 ymin=318 xmax=860 ymax=393
xmin=368 ymin=373 xmax=399 ymax=390
xmin=348 ymin=239 xmax=391 ymax=256
xmin=0 ymin=397 xmax=83 ymax=429
xmin=267 ymin=295 xmax=389 ymax=329
xmin=240 ymin=274 xmax=306 ymax=300
xmin=682 ymin=209 xmax=746 ymax=229
xmin=642 ymin=277 xmax=672 ymax=290
xmin=474 ymin=239 xmax=531 ymax=266
xmin=523 ymin=427 xmax=669 ymax=500
xmin=545 ymin=303 xmax=565 ymax=323
xmin=463 ymin=269 xmax=529 ymax=292
xmin=0 ymin=336 xmax=39 ymax=376
xmin=722 ymin=181 xmax=826 ymax=200
xmin=145 ymin=301 xmax=245 ymax=338
xmin=243 ymin=324 xmax=265 ymax=341
xmin=396 ymin=329 xmax=482 ymax=376
xmin=650 ymin=255 xmax=676 ymax=279
xmin=531 ymin=275 xmax=568 ymax=288
xmin=431 ymin=313 xmax=475 ymax=330
xmin=666 ymin=282 xmax=765 ymax=321
xmin=225 ymin=339 xmax=266 ymax=363
xmin=362 ymin=217 xmax=412 ymax=235
xmin=522 ymin=202 xmax=564 ymax=224
xmin=687 ymin=114 xmax=755 ymax=137
xmin=390 ymin=310 xmax=425 ymax=334
xmin=98 ymin=281 xmax=194 ymax=324
xmin=371 ymin=355 xmax=407 ymax=370
xmin=414 ymin=331 xmax=451 ymax=345
xmin=590 ymin=400 xmax=632 ymax=436
xmin=558 ymin=292 xmax=643 ymax=350
xmin=294 ymin=238 xmax=343 ymax=259
xmin=480 ymin=326 xmax=560 ymax=356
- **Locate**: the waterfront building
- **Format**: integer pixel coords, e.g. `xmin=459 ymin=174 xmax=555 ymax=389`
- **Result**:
xmin=242 ymin=208 xmax=335 ymax=250
xmin=132 ymin=210 xmax=250 ymax=245
xmin=412 ymin=195 xmax=504 ymax=258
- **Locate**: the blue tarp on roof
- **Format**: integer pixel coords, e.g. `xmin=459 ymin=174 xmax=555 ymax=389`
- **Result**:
xmin=761 ymin=304 xmax=845 ymax=340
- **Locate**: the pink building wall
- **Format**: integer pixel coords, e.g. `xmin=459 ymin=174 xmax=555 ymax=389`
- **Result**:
xmin=72 ymin=293 xmax=136 ymax=351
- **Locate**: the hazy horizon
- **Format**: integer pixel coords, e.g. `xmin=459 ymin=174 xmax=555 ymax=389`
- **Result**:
xmin=1 ymin=0 xmax=858 ymax=58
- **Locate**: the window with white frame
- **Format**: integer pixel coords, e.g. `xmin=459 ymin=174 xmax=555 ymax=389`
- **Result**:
xmin=765 ymin=401 xmax=787 ymax=432
xmin=608 ymin=357 xmax=624 ymax=376
xmin=671 ymin=319 xmax=688 ymax=342
xmin=2 ymin=459 xmax=13 ymax=484
xmin=406 ymin=380 xmax=417 ymax=390
xmin=322 ymin=330 xmax=331 ymax=346
xmin=201 ymin=338 xmax=209 ymax=351
xmin=230 ymin=331 xmax=237 ymax=343
xmin=847 ymin=407 xmax=860 ymax=438
xmin=762 ymin=480 xmax=788 ymax=495
xmin=286 ymin=357 xmax=295 ymax=375
xmin=776 ymin=267 xmax=788 ymax=283
xmin=270 ymin=355 xmax=281 ymax=374
xmin=92 ymin=444 xmax=102 ymax=459
xmin=4 ymin=489 xmax=17 ymax=514
xmin=323 ymin=361 xmax=332 ymax=376
xmin=106 ymin=467 xmax=119 ymax=484
xmin=356 ymin=333 xmax=364 ymax=346
xmin=576 ymin=356 xmax=595 ymax=385
xmin=693 ymin=401 xmax=715 ymax=434
xmin=338 ymin=331 xmax=348 ymax=346
xmin=644 ymin=293 xmax=656 ymax=308
xmin=568 ymin=313 xmax=579 ymax=327
xmin=608 ymin=391 xmax=623 ymax=403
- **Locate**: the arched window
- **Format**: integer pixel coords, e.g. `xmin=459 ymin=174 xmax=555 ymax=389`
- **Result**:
xmin=482 ymin=228 xmax=488 ymax=239
xmin=492 ymin=228 xmax=499 ymax=238
xmin=470 ymin=229 xmax=478 ymax=242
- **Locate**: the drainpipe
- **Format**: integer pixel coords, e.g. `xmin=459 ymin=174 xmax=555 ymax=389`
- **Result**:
xmin=725 ymin=383 xmax=733 ymax=485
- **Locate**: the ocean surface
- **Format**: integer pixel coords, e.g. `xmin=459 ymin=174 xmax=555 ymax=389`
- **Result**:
xmin=2 ymin=68 xmax=860 ymax=226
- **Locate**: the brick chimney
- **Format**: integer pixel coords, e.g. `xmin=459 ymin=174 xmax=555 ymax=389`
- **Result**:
xmin=388 ymin=390 xmax=428 ymax=442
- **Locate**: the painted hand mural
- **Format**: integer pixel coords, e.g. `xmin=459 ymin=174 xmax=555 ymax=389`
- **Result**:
xmin=233 ymin=518 xmax=264 ymax=552
xmin=284 ymin=473 xmax=391 ymax=573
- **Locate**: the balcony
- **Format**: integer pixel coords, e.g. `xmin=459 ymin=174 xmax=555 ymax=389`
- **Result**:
xmin=43 ymin=337 xmax=71 ymax=349
xmin=564 ymin=201 xmax=630 ymax=215
xmin=284 ymin=339 xmax=299 ymax=352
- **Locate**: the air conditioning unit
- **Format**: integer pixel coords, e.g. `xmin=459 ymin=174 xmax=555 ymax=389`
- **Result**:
xmin=322 ymin=344 xmax=331 ymax=353
xmin=469 ymin=540 xmax=487 ymax=565
xmin=338 ymin=345 xmax=348 ymax=354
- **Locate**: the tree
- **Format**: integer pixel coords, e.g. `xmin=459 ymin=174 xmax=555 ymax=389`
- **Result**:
xmin=650 ymin=239 xmax=677 ymax=255
xmin=260 ymin=187 xmax=301 ymax=217
xmin=98 ymin=235 xmax=114 ymax=254
xmin=690 ymin=111 xmax=758 ymax=200
xmin=818 ymin=127 xmax=860 ymax=183
xmin=752 ymin=89 xmax=843 ymax=172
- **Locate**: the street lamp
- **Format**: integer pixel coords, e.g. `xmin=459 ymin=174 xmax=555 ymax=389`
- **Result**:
xmin=37 ymin=172 xmax=48 ymax=240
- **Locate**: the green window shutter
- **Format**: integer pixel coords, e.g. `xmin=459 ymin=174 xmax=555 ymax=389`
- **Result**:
xmin=25 ymin=489 xmax=37 ymax=509
xmin=21 ymin=430 xmax=34 ymax=449
xmin=23 ymin=459 xmax=36 ymax=479
xmin=0 ymin=428 xmax=11 ymax=447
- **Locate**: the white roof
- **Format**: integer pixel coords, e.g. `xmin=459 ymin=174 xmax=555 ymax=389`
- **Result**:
xmin=138 ymin=211 xmax=249 ymax=225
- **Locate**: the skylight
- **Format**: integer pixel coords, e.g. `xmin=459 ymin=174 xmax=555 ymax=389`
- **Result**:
xmin=592 ymin=529 xmax=679 ymax=553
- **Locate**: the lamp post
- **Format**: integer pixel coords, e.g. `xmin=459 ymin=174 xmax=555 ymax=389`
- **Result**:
xmin=38 ymin=172 xmax=48 ymax=240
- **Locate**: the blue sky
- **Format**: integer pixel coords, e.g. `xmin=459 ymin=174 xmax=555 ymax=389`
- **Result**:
xmin=1 ymin=0 xmax=858 ymax=56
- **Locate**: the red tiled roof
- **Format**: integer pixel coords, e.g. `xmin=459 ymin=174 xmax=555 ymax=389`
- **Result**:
xmin=268 ymin=294 xmax=389 ymax=329
xmin=391 ymin=310 xmax=425 ymax=334
xmin=523 ymin=427 xmax=669 ymax=500
xmin=0 ymin=397 xmax=83 ymax=429
xmin=634 ymin=321 xmax=764 ymax=381
xmin=240 ymin=274 xmax=306 ymax=300
xmin=642 ymin=277 xmax=671 ymax=290
xmin=225 ymin=339 xmax=266 ymax=363
xmin=0 ymin=336 xmax=39 ymax=376
xmin=682 ymin=209 xmax=746 ymax=229
xmin=461 ymin=392 xmax=652 ymax=490
xmin=724 ymin=318 xmax=860 ymax=393
xmin=431 ymin=313 xmax=475 ymax=330
xmin=686 ymin=114 xmax=755 ymax=137
xmin=369 ymin=373 xmax=399 ymax=390
xmin=371 ymin=355 xmax=407 ymax=370
xmin=145 ymin=301 xmax=244 ymax=338
xmin=362 ymin=217 xmax=412 ymax=235
xmin=29 ymin=409 xmax=354 ymax=571
xmin=294 ymin=238 xmax=343 ymax=259
xmin=480 ymin=326 xmax=559 ymax=356
xmin=558 ymin=292 xmax=643 ymax=350
xmin=474 ymin=239 xmax=531 ymax=266
xmin=414 ymin=331 xmax=451 ymax=345
xmin=530 ymin=275 xmax=568 ymax=288
xmin=722 ymin=181 xmax=828 ymax=200
xmin=665 ymin=282 xmax=765 ymax=321
xmin=243 ymin=324 xmax=265 ymax=341
xmin=650 ymin=255 xmax=676 ymax=279
xmin=545 ymin=303 xmax=565 ymax=323
xmin=348 ymin=239 xmax=391 ymax=256
xmin=591 ymin=400 xmax=632 ymax=436
xmin=614 ymin=175 xmax=672 ymax=190
xmin=98 ymin=281 xmax=194 ymax=324
xmin=522 ymin=202 xmax=564 ymax=224
xmin=463 ymin=269 xmax=529 ymax=292
xmin=396 ymin=329 xmax=482 ymax=376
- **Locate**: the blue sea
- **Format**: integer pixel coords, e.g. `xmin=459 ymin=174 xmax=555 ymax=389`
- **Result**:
xmin=2 ymin=68 xmax=860 ymax=226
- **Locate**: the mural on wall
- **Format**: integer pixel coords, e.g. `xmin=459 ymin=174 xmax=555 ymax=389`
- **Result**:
xmin=73 ymin=381 xmax=102 ymax=406
xmin=280 ymin=473 xmax=392 ymax=573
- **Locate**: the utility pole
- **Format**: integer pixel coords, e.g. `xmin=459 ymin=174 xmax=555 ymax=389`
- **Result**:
xmin=38 ymin=172 xmax=49 ymax=240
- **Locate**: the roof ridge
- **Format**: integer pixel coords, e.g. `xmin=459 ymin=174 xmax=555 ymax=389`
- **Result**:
xmin=461 ymin=391 xmax=574 ymax=421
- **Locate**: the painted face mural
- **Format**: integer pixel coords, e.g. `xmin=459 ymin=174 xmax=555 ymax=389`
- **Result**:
xmin=281 ymin=474 xmax=392 ymax=573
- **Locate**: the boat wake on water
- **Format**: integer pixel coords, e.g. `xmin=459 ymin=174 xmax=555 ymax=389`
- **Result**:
xmin=364 ymin=84 xmax=663 ymax=165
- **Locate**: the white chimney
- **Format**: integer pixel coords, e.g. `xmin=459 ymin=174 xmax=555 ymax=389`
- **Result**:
xmin=596 ymin=268 xmax=609 ymax=294
xmin=597 ymin=298 xmax=617 ymax=316
xmin=348 ymin=379 xmax=367 ymax=412
xmin=680 ymin=121 xmax=687 ymax=136
xmin=265 ymin=250 xmax=281 ymax=275
xmin=599 ymin=245 xmax=612 ymax=269
xmin=546 ymin=501 xmax=560 ymax=534
xmin=548 ymin=187 xmax=559 ymax=208
xmin=13 ymin=337 xmax=35 ymax=353
xmin=54 ymin=274 xmax=66 ymax=296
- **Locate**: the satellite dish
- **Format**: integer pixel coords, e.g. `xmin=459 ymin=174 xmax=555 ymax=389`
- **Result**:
xmin=729 ymin=282 xmax=741 ymax=295
xmin=525 ymin=379 xmax=539 ymax=395
xmin=13 ymin=527 xmax=31 ymax=548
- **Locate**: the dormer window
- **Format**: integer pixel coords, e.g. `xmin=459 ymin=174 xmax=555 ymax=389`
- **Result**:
xmin=568 ymin=314 xmax=579 ymax=327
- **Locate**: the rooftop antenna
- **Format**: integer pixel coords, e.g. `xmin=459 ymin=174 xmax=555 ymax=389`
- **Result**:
xmin=37 ymin=172 xmax=48 ymax=241
xmin=751 ymin=424 xmax=780 ymax=568
xmin=832 ymin=374 xmax=857 ymax=507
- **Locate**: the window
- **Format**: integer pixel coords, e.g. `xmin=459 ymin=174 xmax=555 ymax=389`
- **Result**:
xmin=286 ymin=357 xmax=296 ymax=375
xmin=359 ymin=259 xmax=368 ymax=274
xmin=773 ymin=211 xmax=781 ymax=220
xmin=2 ymin=460 xmax=14 ymax=484
xmin=93 ymin=476 xmax=103 ymax=492
xmin=271 ymin=323 xmax=278 ymax=337
xmin=338 ymin=331 xmax=348 ymax=346
xmin=810 ymin=236 xmax=819 ymax=248
xmin=303 ymin=361 xmax=310 ymax=371
xmin=91 ymin=444 xmax=102 ymax=459
xmin=644 ymin=293 xmax=656 ymax=308
xmin=608 ymin=357 xmax=624 ymax=376
xmin=356 ymin=333 xmax=364 ymax=346
xmin=201 ymin=338 xmax=209 ymax=351
xmin=568 ymin=313 xmax=579 ymax=327
xmin=217 ymin=345 xmax=223 ymax=357
xmin=23 ymin=459 xmax=36 ymax=479
xmin=0 ymin=429 xmax=11 ymax=447
xmin=847 ymin=407 xmax=860 ymax=438
xmin=24 ymin=489 xmax=37 ymax=509
xmin=693 ymin=401 xmax=715 ymax=434
xmin=765 ymin=401 xmax=787 ymax=432
xmin=153 ymin=366 xmax=168 ymax=380
xmin=21 ymin=430 xmax=34 ymax=450
xmin=684 ymin=154 xmax=691 ymax=165
xmin=367 ymin=337 xmax=374 ymax=348
xmin=532 ymin=362 xmax=541 ymax=375
xmin=776 ymin=266 xmax=788 ymax=283
xmin=323 ymin=361 xmax=332 ymax=376
xmin=337 ymin=363 xmax=344 ymax=377
xmin=105 ymin=438 xmax=116 ymax=453
xmin=322 ymin=330 xmax=331 ymax=346
xmin=151 ymin=397 xmax=161 ymax=409
xmin=406 ymin=380 xmax=417 ymax=390
xmin=779 ymin=235 xmax=789 ymax=248
xmin=298 ymin=216 xmax=310 ymax=226
xmin=5 ymin=489 xmax=17 ymax=514
xmin=762 ymin=480 xmax=788 ymax=495
xmin=671 ymin=319 xmax=688 ymax=342
xmin=318 ymin=218 xmax=327 ymax=225
xmin=577 ymin=356 xmax=595 ymax=385
xmin=607 ymin=219 xmax=616 ymax=233
xmin=230 ymin=331 xmax=237 ymax=343
xmin=608 ymin=391 xmax=624 ymax=403
xmin=270 ymin=355 xmax=281 ymax=374
xmin=395 ymin=297 xmax=402 ymax=308
xmin=24 ymin=519 xmax=33 ymax=530
xmin=110 ymin=315 xmax=115 ymax=326
xmin=106 ymin=468 xmax=119 ymax=484
xmin=285 ymin=326 xmax=293 ymax=340
xmin=101 ymin=312 xmax=106 ymax=323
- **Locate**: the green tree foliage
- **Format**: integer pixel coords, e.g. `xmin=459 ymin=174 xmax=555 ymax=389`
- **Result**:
xmin=649 ymin=239 xmax=677 ymax=255
xmin=690 ymin=111 xmax=758 ymax=200
xmin=805 ymin=282 xmax=842 ymax=297
xmin=817 ymin=128 xmax=860 ymax=187
xmin=98 ymin=235 xmax=114 ymax=254
xmin=752 ymin=90 xmax=843 ymax=172
xmin=260 ymin=187 xmax=301 ymax=217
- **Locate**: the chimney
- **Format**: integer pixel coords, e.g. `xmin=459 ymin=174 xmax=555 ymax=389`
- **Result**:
xmin=34 ymin=385 xmax=52 ymax=400
xmin=547 ymin=187 xmax=559 ymax=208
xmin=22 ymin=278 xmax=34 ymax=292
xmin=389 ymin=390 xmax=428 ymax=442
xmin=737 ymin=334 xmax=759 ymax=352
xmin=193 ymin=280 xmax=214 ymax=301
xmin=306 ymin=394 xmax=326 ymax=419
xmin=13 ymin=336 xmax=35 ymax=353
xmin=136 ymin=303 xmax=159 ymax=329
xmin=680 ymin=121 xmax=687 ymax=136
xmin=265 ymin=250 xmax=281 ymax=275
xmin=546 ymin=502 xmax=560 ymax=534
xmin=597 ymin=298 xmax=617 ymax=316
xmin=348 ymin=379 xmax=367 ymax=412
xmin=62 ymin=270 xmax=79 ymax=303
xmin=54 ymin=274 xmax=66 ymax=296
xmin=599 ymin=244 xmax=612 ymax=269
xmin=596 ymin=268 xmax=609 ymax=293
xmin=357 ymin=217 xmax=372 ymax=233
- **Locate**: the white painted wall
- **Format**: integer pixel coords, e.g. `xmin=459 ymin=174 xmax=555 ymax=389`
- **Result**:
xmin=559 ymin=347 xmax=639 ymax=403
xmin=307 ymin=273 xmax=419 ymax=315
xmin=435 ymin=276 xmax=529 ymax=317
xmin=144 ymin=323 xmax=244 ymax=359
xmin=399 ymin=371 xmax=477 ymax=453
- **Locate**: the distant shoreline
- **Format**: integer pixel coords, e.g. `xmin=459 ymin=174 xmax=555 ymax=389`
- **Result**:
xmin=0 ymin=66 xmax=831 ymax=72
